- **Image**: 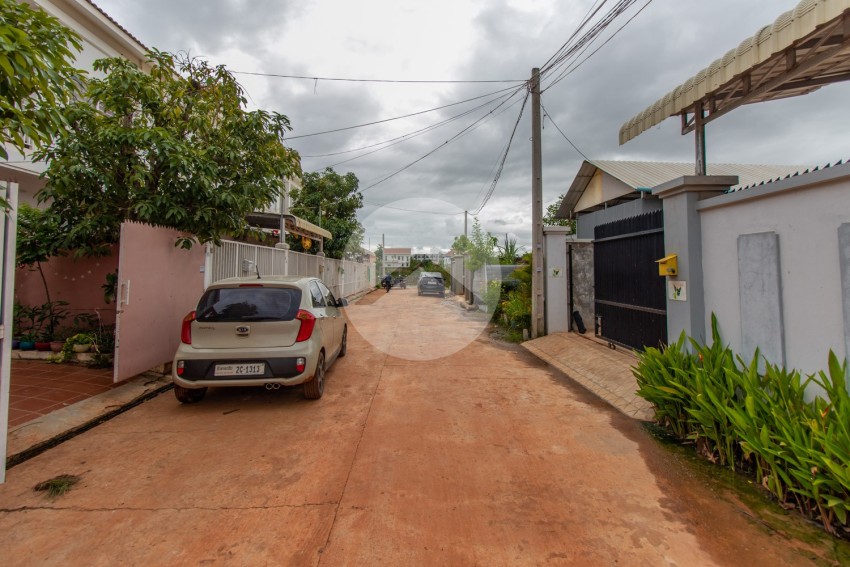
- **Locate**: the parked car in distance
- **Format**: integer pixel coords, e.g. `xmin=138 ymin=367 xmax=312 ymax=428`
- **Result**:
xmin=418 ymin=272 xmax=445 ymax=297
xmin=171 ymin=275 xmax=348 ymax=403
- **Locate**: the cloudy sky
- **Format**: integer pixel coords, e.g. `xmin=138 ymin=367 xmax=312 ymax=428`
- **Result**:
xmin=95 ymin=0 xmax=850 ymax=252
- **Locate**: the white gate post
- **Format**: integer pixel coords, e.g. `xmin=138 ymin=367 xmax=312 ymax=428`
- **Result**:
xmin=1 ymin=182 xmax=20 ymax=483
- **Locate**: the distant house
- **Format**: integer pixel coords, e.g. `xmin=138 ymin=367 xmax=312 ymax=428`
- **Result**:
xmin=411 ymin=249 xmax=444 ymax=265
xmin=383 ymin=248 xmax=412 ymax=269
xmin=557 ymin=160 xmax=810 ymax=239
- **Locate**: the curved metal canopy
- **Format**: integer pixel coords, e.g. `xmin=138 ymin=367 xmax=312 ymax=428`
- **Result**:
xmin=620 ymin=0 xmax=850 ymax=145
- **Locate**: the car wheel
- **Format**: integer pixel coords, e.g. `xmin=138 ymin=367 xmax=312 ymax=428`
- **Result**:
xmin=174 ymin=385 xmax=207 ymax=403
xmin=303 ymin=352 xmax=325 ymax=400
xmin=338 ymin=326 xmax=347 ymax=358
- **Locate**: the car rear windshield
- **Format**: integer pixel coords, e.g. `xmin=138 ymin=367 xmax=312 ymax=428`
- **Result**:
xmin=424 ymin=276 xmax=443 ymax=283
xmin=195 ymin=287 xmax=301 ymax=322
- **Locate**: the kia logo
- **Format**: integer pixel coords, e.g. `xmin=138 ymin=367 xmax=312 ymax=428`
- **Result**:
xmin=235 ymin=326 xmax=250 ymax=335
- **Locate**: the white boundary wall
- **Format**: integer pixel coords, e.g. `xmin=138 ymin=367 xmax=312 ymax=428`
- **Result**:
xmin=209 ymin=241 xmax=375 ymax=299
xmin=698 ymin=163 xmax=850 ymax=378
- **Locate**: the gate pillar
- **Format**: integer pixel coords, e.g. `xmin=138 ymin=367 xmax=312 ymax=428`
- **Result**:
xmin=543 ymin=226 xmax=572 ymax=333
xmin=653 ymin=176 xmax=737 ymax=346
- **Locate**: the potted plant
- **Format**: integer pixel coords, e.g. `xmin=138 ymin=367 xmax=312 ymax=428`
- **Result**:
xmin=18 ymin=333 xmax=37 ymax=351
xmin=59 ymin=333 xmax=97 ymax=362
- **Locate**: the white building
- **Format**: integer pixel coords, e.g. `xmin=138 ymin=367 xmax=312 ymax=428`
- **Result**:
xmin=2 ymin=0 xmax=150 ymax=205
xmin=383 ymin=247 xmax=412 ymax=268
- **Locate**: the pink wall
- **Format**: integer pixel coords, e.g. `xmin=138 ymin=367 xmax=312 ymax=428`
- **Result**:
xmin=113 ymin=222 xmax=206 ymax=382
xmin=15 ymin=245 xmax=120 ymax=327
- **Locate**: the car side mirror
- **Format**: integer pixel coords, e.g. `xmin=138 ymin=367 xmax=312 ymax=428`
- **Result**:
xmin=336 ymin=298 xmax=349 ymax=307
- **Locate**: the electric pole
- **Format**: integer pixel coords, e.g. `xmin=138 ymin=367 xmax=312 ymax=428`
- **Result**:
xmin=464 ymin=210 xmax=468 ymax=238
xmin=531 ymin=67 xmax=544 ymax=339
xmin=381 ymin=233 xmax=386 ymax=280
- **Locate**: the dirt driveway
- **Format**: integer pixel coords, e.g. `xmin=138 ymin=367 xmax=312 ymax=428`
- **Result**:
xmin=0 ymin=288 xmax=842 ymax=565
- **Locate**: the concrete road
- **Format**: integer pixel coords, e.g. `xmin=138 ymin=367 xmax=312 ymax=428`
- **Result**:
xmin=0 ymin=288 xmax=837 ymax=565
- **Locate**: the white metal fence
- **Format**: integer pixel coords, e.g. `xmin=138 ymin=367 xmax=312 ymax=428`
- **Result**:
xmin=208 ymin=240 xmax=376 ymax=299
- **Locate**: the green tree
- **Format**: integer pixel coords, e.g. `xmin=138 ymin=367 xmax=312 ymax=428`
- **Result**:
xmin=16 ymin=204 xmax=67 ymax=338
xmin=464 ymin=218 xmax=496 ymax=305
xmin=495 ymin=233 xmax=522 ymax=265
xmin=0 ymin=0 xmax=85 ymax=208
xmin=288 ymin=167 xmax=364 ymax=259
xmin=543 ymin=193 xmax=575 ymax=232
xmin=36 ymin=50 xmax=300 ymax=255
xmin=375 ymin=243 xmax=384 ymax=275
xmin=450 ymin=234 xmax=471 ymax=255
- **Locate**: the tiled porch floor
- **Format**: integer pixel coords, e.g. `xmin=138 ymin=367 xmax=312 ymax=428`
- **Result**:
xmin=8 ymin=360 xmax=118 ymax=428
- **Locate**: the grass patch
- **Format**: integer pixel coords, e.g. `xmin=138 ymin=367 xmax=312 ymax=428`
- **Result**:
xmin=34 ymin=474 xmax=80 ymax=498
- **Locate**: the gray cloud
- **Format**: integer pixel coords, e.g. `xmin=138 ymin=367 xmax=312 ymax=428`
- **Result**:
xmin=94 ymin=0 xmax=850 ymax=251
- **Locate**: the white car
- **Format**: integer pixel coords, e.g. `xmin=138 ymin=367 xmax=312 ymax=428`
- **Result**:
xmin=171 ymin=276 xmax=348 ymax=403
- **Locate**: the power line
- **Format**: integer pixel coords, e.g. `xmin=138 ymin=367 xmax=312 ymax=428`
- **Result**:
xmin=539 ymin=0 xmax=638 ymax=85
xmin=540 ymin=101 xmax=590 ymax=161
xmin=363 ymin=199 xmax=465 ymax=215
xmin=470 ymin=90 xmax=530 ymax=215
xmin=325 ymin=86 xmax=527 ymax=171
xmin=300 ymin=88 xmax=517 ymax=166
xmin=543 ymin=0 xmax=655 ymax=92
xmin=286 ymin=84 xmax=522 ymax=140
xmin=360 ymin=85 xmax=527 ymax=192
xmin=539 ymin=0 xmax=609 ymax=72
xmin=233 ymin=71 xmax=526 ymax=84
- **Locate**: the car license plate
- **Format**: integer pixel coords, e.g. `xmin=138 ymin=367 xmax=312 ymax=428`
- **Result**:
xmin=214 ymin=363 xmax=265 ymax=377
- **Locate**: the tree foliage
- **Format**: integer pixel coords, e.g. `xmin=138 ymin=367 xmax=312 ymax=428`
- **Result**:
xmin=495 ymin=233 xmax=522 ymax=265
xmin=0 ymin=0 xmax=84 ymax=161
xmin=543 ymin=192 xmax=575 ymax=232
xmin=457 ymin=218 xmax=496 ymax=304
xmin=288 ymin=167 xmax=363 ymax=259
xmin=36 ymin=50 xmax=300 ymax=254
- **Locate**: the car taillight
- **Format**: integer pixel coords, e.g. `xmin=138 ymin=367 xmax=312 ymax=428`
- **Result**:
xmin=295 ymin=310 xmax=316 ymax=342
xmin=296 ymin=357 xmax=306 ymax=372
xmin=181 ymin=311 xmax=196 ymax=344
xmin=176 ymin=360 xmax=185 ymax=376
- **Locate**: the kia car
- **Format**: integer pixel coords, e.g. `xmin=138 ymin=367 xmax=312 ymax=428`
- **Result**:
xmin=417 ymin=272 xmax=445 ymax=297
xmin=172 ymin=276 xmax=348 ymax=403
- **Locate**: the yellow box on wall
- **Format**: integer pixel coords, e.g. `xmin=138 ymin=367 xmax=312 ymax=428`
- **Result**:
xmin=655 ymin=254 xmax=678 ymax=276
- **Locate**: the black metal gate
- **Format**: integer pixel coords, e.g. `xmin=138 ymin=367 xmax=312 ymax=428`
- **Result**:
xmin=593 ymin=210 xmax=667 ymax=350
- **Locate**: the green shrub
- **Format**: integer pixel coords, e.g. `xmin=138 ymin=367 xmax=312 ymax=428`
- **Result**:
xmin=634 ymin=316 xmax=850 ymax=536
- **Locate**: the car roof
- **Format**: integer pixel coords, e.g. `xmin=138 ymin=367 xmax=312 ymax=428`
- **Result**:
xmin=208 ymin=275 xmax=316 ymax=289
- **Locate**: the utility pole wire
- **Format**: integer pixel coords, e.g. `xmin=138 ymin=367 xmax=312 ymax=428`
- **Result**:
xmin=286 ymin=84 xmax=521 ymax=140
xmin=543 ymin=0 xmax=655 ymax=93
xmin=541 ymin=102 xmax=590 ymax=161
xmin=470 ymin=90 xmax=531 ymax=215
xmin=232 ymin=71 xmax=527 ymax=84
xmin=313 ymin=89 xmax=520 ymax=169
xmin=360 ymin=85 xmax=528 ymax=192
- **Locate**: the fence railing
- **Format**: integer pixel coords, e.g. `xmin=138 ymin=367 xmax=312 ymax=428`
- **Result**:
xmin=208 ymin=240 xmax=376 ymax=299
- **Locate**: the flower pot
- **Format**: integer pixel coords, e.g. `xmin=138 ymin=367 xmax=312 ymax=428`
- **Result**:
xmin=11 ymin=339 xmax=20 ymax=350
xmin=72 ymin=344 xmax=91 ymax=353
xmin=35 ymin=341 xmax=52 ymax=351
xmin=19 ymin=341 xmax=36 ymax=351
xmin=50 ymin=340 xmax=65 ymax=353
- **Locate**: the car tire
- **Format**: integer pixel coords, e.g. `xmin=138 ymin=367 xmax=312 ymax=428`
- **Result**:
xmin=303 ymin=352 xmax=325 ymax=400
xmin=174 ymin=385 xmax=207 ymax=403
xmin=338 ymin=326 xmax=347 ymax=358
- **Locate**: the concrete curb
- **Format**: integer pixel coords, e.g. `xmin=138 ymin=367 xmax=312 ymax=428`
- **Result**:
xmin=6 ymin=373 xmax=172 ymax=469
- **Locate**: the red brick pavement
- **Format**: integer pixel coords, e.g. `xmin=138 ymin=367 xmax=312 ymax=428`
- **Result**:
xmin=7 ymin=360 xmax=117 ymax=428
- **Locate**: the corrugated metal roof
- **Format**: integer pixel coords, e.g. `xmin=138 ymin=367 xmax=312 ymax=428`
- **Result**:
xmin=620 ymin=0 xmax=850 ymax=144
xmin=591 ymin=160 xmax=809 ymax=190
xmin=555 ymin=160 xmax=811 ymax=217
